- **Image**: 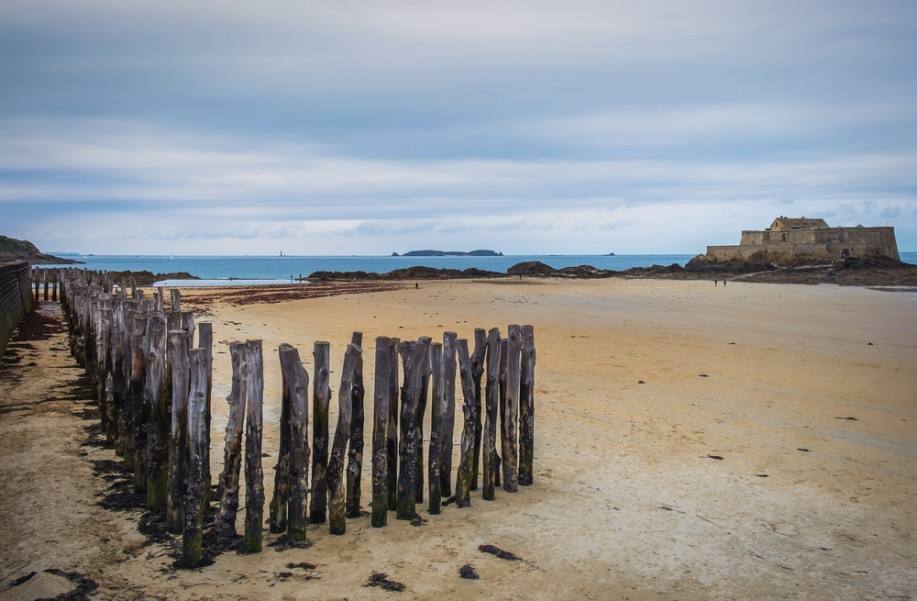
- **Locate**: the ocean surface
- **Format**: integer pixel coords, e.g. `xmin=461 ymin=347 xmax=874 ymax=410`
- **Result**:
xmin=37 ymin=254 xmax=693 ymax=283
xmin=36 ymin=252 xmax=917 ymax=285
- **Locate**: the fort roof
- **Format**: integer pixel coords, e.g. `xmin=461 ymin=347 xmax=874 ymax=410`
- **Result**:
xmin=770 ymin=217 xmax=829 ymax=231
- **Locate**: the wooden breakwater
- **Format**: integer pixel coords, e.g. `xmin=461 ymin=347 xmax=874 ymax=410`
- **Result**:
xmin=58 ymin=268 xmax=536 ymax=567
xmin=0 ymin=262 xmax=35 ymax=358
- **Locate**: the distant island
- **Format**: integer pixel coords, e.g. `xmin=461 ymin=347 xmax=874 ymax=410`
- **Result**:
xmin=392 ymin=249 xmax=503 ymax=257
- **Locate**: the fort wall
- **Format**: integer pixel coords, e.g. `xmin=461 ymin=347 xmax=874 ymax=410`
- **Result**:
xmin=707 ymin=225 xmax=899 ymax=262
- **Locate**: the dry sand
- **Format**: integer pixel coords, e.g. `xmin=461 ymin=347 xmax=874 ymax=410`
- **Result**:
xmin=1 ymin=278 xmax=915 ymax=600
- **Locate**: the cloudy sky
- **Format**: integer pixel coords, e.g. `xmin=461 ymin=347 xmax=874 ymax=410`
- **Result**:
xmin=2 ymin=0 xmax=915 ymax=255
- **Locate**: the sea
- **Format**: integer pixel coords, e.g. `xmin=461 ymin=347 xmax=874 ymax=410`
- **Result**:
xmin=36 ymin=252 xmax=917 ymax=286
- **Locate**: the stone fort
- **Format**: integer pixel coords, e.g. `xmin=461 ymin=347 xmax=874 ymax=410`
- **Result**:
xmin=707 ymin=217 xmax=899 ymax=262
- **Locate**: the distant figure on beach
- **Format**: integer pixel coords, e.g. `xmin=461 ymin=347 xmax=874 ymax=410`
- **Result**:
xmin=415 ymin=282 xmax=418 ymax=289
xmin=715 ymin=280 xmax=718 ymax=286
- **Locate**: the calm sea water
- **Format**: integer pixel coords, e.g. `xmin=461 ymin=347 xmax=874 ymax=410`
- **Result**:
xmin=37 ymin=254 xmax=694 ymax=282
xmin=36 ymin=251 xmax=917 ymax=285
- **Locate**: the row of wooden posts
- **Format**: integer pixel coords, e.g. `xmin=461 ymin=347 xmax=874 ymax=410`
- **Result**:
xmin=31 ymin=268 xmax=61 ymax=303
xmin=58 ymin=269 xmax=536 ymax=569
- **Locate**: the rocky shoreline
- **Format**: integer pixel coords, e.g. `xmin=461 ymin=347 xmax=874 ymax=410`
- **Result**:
xmin=307 ymin=255 xmax=917 ymax=287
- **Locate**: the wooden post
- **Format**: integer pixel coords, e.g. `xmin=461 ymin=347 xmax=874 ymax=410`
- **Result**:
xmin=216 ymin=342 xmax=245 ymax=532
xmin=397 ymin=340 xmax=426 ymax=519
xmin=98 ymin=302 xmax=113 ymax=439
xmin=52 ymin=271 xmax=58 ymax=302
xmin=496 ymin=338 xmax=507 ymax=490
xmin=414 ymin=336 xmax=433 ymax=503
xmin=519 ymin=325 xmax=536 ymax=486
xmin=43 ymin=271 xmax=49 ymax=301
xmin=145 ymin=311 xmax=170 ymax=513
xmin=470 ymin=328 xmax=486 ymax=490
xmin=310 ymin=341 xmax=331 ymax=524
xmin=182 ymin=348 xmax=209 ymax=568
xmin=167 ymin=330 xmax=190 ymax=534
xmin=197 ymin=322 xmax=213 ymax=507
xmin=483 ymin=328 xmax=501 ymax=500
xmin=502 ymin=325 xmax=521 ymax=492
xmin=279 ymin=344 xmax=310 ymax=542
xmin=371 ymin=337 xmax=390 ymax=528
xmin=346 ymin=332 xmax=365 ymax=519
xmin=428 ymin=342 xmax=444 ymax=515
xmin=170 ymin=288 xmax=181 ymax=313
xmin=441 ymin=331 xmax=457 ymax=497
xmin=181 ymin=311 xmax=195 ymax=349
xmin=386 ymin=338 xmax=400 ymax=511
xmin=243 ymin=340 xmax=264 ymax=553
xmin=129 ymin=312 xmax=149 ymax=492
xmin=327 ymin=343 xmax=360 ymax=534
xmin=110 ymin=298 xmax=127 ymax=456
xmin=455 ymin=339 xmax=477 ymax=507
xmin=269 ymin=342 xmax=294 ymax=534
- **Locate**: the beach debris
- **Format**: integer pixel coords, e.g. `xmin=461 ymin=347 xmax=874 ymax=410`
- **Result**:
xmin=287 ymin=562 xmax=317 ymax=570
xmin=797 ymin=448 xmax=810 ymax=452
xmin=364 ymin=571 xmax=406 ymax=592
xmin=699 ymin=373 xmax=709 ymax=377
xmin=835 ymin=416 xmax=858 ymax=421
xmin=478 ymin=544 xmax=522 ymax=561
xmin=9 ymin=571 xmax=36 ymax=587
xmin=756 ymin=474 xmax=769 ymax=477
xmin=638 ymin=380 xmax=645 ymax=384
xmin=459 ymin=564 xmax=480 ymax=579
xmin=410 ymin=513 xmax=427 ymax=527
xmin=659 ymin=505 xmax=674 ymax=511
xmin=707 ymin=454 xmax=724 ymax=460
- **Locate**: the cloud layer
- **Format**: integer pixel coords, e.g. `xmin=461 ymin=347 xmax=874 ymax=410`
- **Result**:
xmin=2 ymin=0 xmax=915 ymax=254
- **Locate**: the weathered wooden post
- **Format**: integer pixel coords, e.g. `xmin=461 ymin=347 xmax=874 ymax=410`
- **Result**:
xmin=386 ymin=338 xmax=400 ymax=511
xmin=145 ymin=311 xmax=170 ymax=513
xmin=502 ymin=325 xmax=521 ymax=492
xmin=428 ymin=342 xmax=444 ymax=515
xmin=129 ymin=311 xmax=149 ymax=491
xmin=197 ymin=322 xmax=213 ymax=507
xmin=415 ymin=337 xmax=431 ymax=504
xmin=519 ymin=325 xmax=536 ymax=486
xmin=216 ymin=342 xmax=245 ymax=532
xmin=170 ymin=288 xmax=181 ymax=313
xmin=483 ymin=328 xmax=501 ymax=500
xmin=182 ymin=348 xmax=209 ymax=568
xmin=397 ymin=339 xmax=427 ymax=519
xmin=346 ymin=332 xmax=365 ymax=519
xmin=181 ymin=311 xmax=195 ymax=349
xmin=455 ymin=339 xmax=477 ymax=506
xmin=371 ymin=337 xmax=391 ymax=528
xmin=441 ymin=331 xmax=457 ymax=497
xmin=279 ymin=344 xmax=310 ymax=542
xmin=496 ymin=338 xmax=507 ymax=490
xmin=110 ymin=298 xmax=127 ymax=456
xmin=167 ymin=330 xmax=190 ymax=534
xmin=43 ymin=270 xmax=49 ymax=301
xmin=243 ymin=340 xmax=264 ymax=553
xmin=327 ymin=343 xmax=360 ymax=534
xmin=51 ymin=271 xmax=58 ymax=302
xmin=98 ymin=302 xmax=113 ymax=439
xmin=269 ymin=342 xmax=294 ymax=534
xmin=310 ymin=341 xmax=331 ymax=524
xmin=470 ymin=328 xmax=486 ymax=490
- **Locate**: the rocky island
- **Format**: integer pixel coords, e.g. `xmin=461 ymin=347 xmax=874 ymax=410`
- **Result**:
xmin=392 ymin=249 xmax=503 ymax=256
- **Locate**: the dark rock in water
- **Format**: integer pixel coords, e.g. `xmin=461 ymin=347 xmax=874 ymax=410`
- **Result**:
xmin=507 ymin=261 xmax=557 ymax=277
xmin=308 ymin=266 xmax=502 ymax=281
xmin=105 ymin=270 xmax=201 ymax=286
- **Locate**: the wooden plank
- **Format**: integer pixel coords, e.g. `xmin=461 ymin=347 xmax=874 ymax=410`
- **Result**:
xmin=502 ymin=324 xmax=521 ymax=492
xmin=483 ymin=328 xmax=501 ymax=501
xmin=182 ymin=348 xmax=209 ymax=567
xmin=470 ymin=328 xmax=486 ymax=490
xmin=428 ymin=342 xmax=444 ymax=515
xmin=216 ymin=341 xmax=245 ymax=532
xmin=454 ymin=339 xmax=477 ymax=507
xmin=440 ymin=331 xmax=457 ymax=496
xmin=371 ymin=337 xmax=391 ymax=528
xmin=346 ymin=332 xmax=365 ymax=519
xmin=386 ymin=337 xmax=400 ymax=511
xmin=242 ymin=340 xmax=265 ymax=553
xmin=167 ymin=330 xmax=190 ymax=534
xmin=145 ymin=311 xmax=170 ymax=513
xmin=327 ymin=343 xmax=360 ymax=534
xmin=279 ymin=344 xmax=310 ymax=542
xmin=519 ymin=325 xmax=536 ymax=486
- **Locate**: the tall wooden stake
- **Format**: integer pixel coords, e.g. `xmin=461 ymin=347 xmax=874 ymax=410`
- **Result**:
xmin=346 ymin=331 xmax=365 ymax=519
xmin=197 ymin=322 xmax=213 ymax=507
xmin=483 ymin=328 xmax=501 ymax=501
xmin=470 ymin=328 xmax=486 ymax=490
xmin=386 ymin=338 xmax=400 ymax=511
xmin=242 ymin=340 xmax=264 ymax=553
xmin=415 ymin=336 xmax=431 ymax=503
xmin=216 ymin=342 xmax=245 ymax=532
xmin=167 ymin=330 xmax=190 ymax=534
xmin=145 ymin=312 xmax=170 ymax=513
xmin=327 ymin=343 xmax=360 ymax=534
xmin=428 ymin=342 xmax=444 ymax=515
xmin=279 ymin=344 xmax=310 ymax=542
xmin=455 ymin=339 xmax=477 ymax=507
xmin=440 ymin=331 xmax=457 ymax=497
xmin=269 ymin=342 xmax=293 ymax=533
xmin=502 ymin=325 xmax=521 ymax=492
xmin=371 ymin=337 xmax=391 ymax=528
xmin=182 ymin=348 xmax=208 ymax=568
xmin=310 ymin=341 xmax=331 ymax=524
xmin=396 ymin=340 xmax=426 ymax=519
xmin=519 ymin=325 xmax=536 ymax=486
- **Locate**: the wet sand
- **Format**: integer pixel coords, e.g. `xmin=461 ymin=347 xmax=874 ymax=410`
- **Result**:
xmin=1 ymin=279 xmax=915 ymax=600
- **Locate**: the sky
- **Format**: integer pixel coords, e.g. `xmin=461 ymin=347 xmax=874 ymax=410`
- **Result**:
xmin=1 ymin=0 xmax=916 ymax=255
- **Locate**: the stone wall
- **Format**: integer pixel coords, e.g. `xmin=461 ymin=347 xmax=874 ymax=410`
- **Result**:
xmin=0 ymin=262 xmax=34 ymax=358
xmin=708 ymin=226 xmax=899 ymax=262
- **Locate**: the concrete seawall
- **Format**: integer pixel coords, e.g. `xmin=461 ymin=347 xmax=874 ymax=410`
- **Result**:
xmin=0 ymin=262 xmax=34 ymax=358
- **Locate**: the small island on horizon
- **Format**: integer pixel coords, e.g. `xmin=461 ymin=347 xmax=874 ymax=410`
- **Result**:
xmin=392 ymin=249 xmax=503 ymax=257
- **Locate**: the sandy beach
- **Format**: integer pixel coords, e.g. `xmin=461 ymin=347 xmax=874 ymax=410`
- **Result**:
xmin=1 ymin=278 xmax=915 ymax=600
